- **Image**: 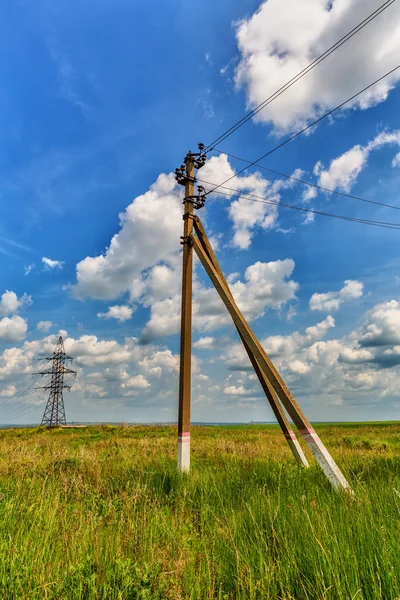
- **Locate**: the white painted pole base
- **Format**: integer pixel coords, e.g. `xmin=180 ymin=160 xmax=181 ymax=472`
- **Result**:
xmin=300 ymin=428 xmax=352 ymax=492
xmin=178 ymin=434 xmax=190 ymax=473
xmin=285 ymin=432 xmax=310 ymax=468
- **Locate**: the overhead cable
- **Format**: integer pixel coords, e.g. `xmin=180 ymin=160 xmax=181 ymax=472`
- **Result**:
xmin=213 ymin=148 xmax=400 ymax=211
xmin=203 ymin=0 xmax=396 ymax=153
xmin=205 ymin=64 xmax=400 ymax=196
xmin=198 ymin=178 xmax=400 ymax=230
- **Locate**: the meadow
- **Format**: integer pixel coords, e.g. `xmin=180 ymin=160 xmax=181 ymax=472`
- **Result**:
xmin=0 ymin=422 xmax=399 ymax=599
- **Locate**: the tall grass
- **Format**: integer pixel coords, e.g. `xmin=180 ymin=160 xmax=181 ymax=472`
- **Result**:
xmin=0 ymin=423 xmax=399 ymax=599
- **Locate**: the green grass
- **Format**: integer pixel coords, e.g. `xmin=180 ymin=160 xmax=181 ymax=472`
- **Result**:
xmin=0 ymin=423 xmax=399 ymax=599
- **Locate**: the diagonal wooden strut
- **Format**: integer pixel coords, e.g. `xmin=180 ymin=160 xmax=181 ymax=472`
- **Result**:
xmin=192 ymin=217 xmax=352 ymax=492
xmin=194 ymin=217 xmax=309 ymax=468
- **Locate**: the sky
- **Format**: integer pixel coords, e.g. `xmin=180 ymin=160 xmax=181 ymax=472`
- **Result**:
xmin=1 ymin=0 xmax=400 ymax=425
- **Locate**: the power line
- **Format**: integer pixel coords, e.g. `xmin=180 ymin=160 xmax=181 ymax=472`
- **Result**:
xmin=0 ymin=376 xmax=40 ymax=412
xmin=203 ymin=0 xmax=396 ymax=153
xmin=213 ymin=148 xmax=400 ymax=211
xmin=198 ymin=178 xmax=400 ymax=230
xmin=1 ymin=393 xmax=45 ymax=424
xmin=205 ymin=64 xmax=400 ymax=196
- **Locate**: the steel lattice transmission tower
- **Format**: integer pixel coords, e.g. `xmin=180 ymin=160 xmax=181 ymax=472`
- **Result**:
xmin=35 ymin=336 xmax=77 ymax=427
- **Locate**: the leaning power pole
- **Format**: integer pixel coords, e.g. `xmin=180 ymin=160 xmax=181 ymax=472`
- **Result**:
xmin=35 ymin=336 xmax=77 ymax=427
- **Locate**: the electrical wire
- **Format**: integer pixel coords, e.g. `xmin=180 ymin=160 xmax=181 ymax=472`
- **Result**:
xmin=212 ymin=148 xmax=400 ymax=210
xmin=203 ymin=0 xmax=396 ymax=153
xmin=2 ymin=392 xmax=45 ymax=424
xmin=0 ymin=375 xmax=40 ymax=412
xmin=205 ymin=64 xmax=400 ymax=196
xmin=197 ymin=178 xmax=400 ymax=230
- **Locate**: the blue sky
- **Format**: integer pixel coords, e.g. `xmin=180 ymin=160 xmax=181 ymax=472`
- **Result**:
xmin=1 ymin=0 xmax=400 ymax=424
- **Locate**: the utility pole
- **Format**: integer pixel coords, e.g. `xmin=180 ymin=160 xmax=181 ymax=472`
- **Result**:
xmin=173 ymin=146 xmax=351 ymax=492
xmin=34 ymin=336 xmax=77 ymax=427
xmin=175 ymin=145 xmax=206 ymax=472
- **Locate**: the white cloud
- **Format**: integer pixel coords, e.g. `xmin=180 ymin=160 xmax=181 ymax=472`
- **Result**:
xmin=139 ymin=350 xmax=179 ymax=378
xmin=224 ymin=385 xmax=247 ymax=396
xmin=42 ymin=257 xmax=64 ymax=270
xmin=287 ymin=360 xmax=311 ymax=375
xmin=234 ymin=0 xmax=400 ymax=133
xmin=358 ymin=300 xmax=400 ymax=348
xmin=141 ymin=257 xmax=298 ymax=342
xmin=97 ymin=305 xmax=134 ymax=322
xmin=0 ymin=385 xmax=16 ymax=397
xmin=309 ymin=279 xmax=363 ymax=312
xmin=120 ymin=375 xmax=150 ymax=390
xmin=37 ymin=321 xmax=53 ymax=332
xmin=392 ymin=152 xmax=400 ymax=167
xmin=140 ymin=296 xmax=181 ymax=343
xmin=201 ymin=154 xmax=300 ymax=249
xmin=0 ymin=333 xmax=185 ymax=412
xmin=64 ymin=335 xmax=135 ymax=367
xmin=0 ymin=291 xmax=20 ymax=317
xmin=0 ymin=316 xmax=28 ymax=342
xmin=73 ymin=172 xmax=182 ymax=300
xmin=24 ymin=264 xmax=35 ymax=276
xmin=314 ymin=146 xmax=367 ymax=192
xmin=0 ymin=290 xmax=32 ymax=317
xmin=193 ymin=337 xmax=216 ymax=350
xmin=314 ymin=130 xmax=400 ymax=192
xmin=302 ymin=186 xmax=317 ymax=202
xmin=224 ymin=315 xmax=335 ymax=370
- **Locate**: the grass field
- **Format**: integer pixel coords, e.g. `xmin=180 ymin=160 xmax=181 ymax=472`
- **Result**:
xmin=0 ymin=422 xmax=399 ymax=599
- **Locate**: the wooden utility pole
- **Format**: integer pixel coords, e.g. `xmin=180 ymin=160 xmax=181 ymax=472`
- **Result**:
xmin=175 ymin=146 xmax=351 ymax=493
xmin=177 ymin=153 xmax=195 ymax=472
xmin=175 ymin=146 xmax=206 ymax=473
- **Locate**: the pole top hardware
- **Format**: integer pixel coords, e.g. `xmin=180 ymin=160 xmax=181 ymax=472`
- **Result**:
xmin=190 ymin=143 xmax=207 ymax=170
xmin=183 ymin=185 xmax=206 ymax=210
xmin=175 ymin=143 xmax=207 ymax=185
xmin=175 ymin=164 xmax=187 ymax=186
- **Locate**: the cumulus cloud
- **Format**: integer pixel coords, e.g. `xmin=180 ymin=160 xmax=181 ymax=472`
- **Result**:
xmin=314 ymin=130 xmax=400 ymax=192
xmin=72 ymin=152 xmax=303 ymax=343
xmin=0 ymin=291 xmax=20 ymax=317
xmin=42 ymin=257 xmax=64 ymax=270
xmin=0 ymin=290 xmax=32 ymax=317
xmin=0 ymin=316 xmax=28 ymax=342
xmin=73 ymin=173 xmax=182 ymax=301
xmin=141 ymin=257 xmax=298 ymax=342
xmin=97 ymin=305 xmax=134 ymax=322
xmin=223 ymin=293 xmax=400 ymax=409
xmin=193 ymin=337 xmax=216 ymax=350
xmin=224 ymin=385 xmax=248 ymax=396
xmin=201 ymin=154 xmax=300 ymax=249
xmin=234 ymin=0 xmax=400 ymax=134
xmin=309 ymin=279 xmax=364 ymax=311
xmin=37 ymin=321 xmax=53 ymax=332
xmin=224 ymin=315 xmax=335 ymax=370
xmin=358 ymin=300 xmax=400 ymax=348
